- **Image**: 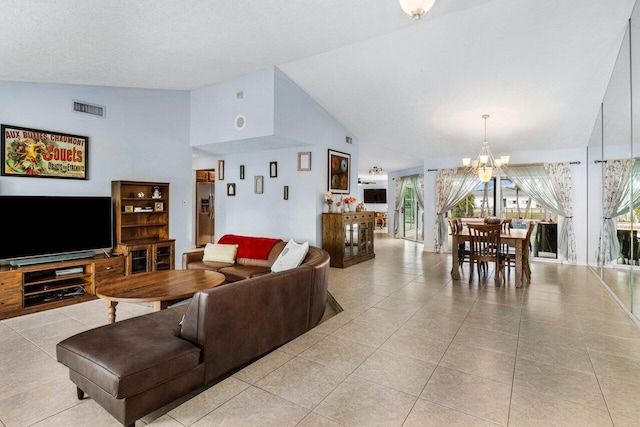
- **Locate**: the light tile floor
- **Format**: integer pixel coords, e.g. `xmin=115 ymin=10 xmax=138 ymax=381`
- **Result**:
xmin=2 ymin=233 xmax=640 ymax=426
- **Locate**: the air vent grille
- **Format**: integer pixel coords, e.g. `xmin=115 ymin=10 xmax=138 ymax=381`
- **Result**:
xmin=73 ymin=101 xmax=105 ymax=118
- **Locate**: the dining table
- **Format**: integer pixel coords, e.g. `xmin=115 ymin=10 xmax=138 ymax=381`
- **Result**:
xmin=450 ymin=226 xmax=531 ymax=287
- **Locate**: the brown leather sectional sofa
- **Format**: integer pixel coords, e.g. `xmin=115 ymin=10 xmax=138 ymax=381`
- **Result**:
xmin=56 ymin=244 xmax=330 ymax=427
xmin=182 ymin=240 xmax=288 ymax=282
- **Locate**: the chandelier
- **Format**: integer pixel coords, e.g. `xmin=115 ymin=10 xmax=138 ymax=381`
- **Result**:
xmin=399 ymin=0 xmax=436 ymax=20
xmin=369 ymin=166 xmax=384 ymax=175
xmin=462 ymin=114 xmax=509 ymax=183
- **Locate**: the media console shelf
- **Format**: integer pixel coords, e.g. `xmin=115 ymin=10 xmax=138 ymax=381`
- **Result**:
xmin=0 ymin=255 xmax=126 ymax=320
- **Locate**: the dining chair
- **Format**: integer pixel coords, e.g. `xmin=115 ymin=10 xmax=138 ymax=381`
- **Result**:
xmin=503 ymin=221 xmax=536 ymax=281
xmin=501 ymin=219 xmax=515 ymax=271
xmin=467 ymin=223 xmax=505 ymax=284
xmin=448 ymin=218 xmax=470 ymax=268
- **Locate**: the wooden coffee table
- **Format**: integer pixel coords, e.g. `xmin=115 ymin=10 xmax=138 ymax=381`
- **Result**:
xmin=96 ymin=270 xmax=226 ymax=323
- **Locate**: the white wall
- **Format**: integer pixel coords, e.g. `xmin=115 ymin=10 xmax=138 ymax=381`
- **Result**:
xmin=190 ymin=68 xmax=275 ymax=147
xmin=0 ymin=81 xmax=194 ymax=263
xmin=190 ymin=68 xmax=358 ymax=245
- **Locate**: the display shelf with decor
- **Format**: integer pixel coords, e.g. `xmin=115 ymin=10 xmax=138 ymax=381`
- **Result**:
xmin=112 ymin=180 xmax=175 ymax=275
xmin=322 ymin=212 xmax=375 ymax=268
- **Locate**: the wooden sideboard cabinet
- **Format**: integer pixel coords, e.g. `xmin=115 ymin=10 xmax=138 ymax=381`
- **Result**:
xmin=0 ymin=255 xmax=126 ymax=320
xmin=115 ymin=240 xmax=175 ymax=275
xmin=94 ymin=256 xmax=126 ymax=291
xmin=322 ymin=212 xmax=375 ymax=268
xmin=112 ymin=180 xmax=175 ymax=275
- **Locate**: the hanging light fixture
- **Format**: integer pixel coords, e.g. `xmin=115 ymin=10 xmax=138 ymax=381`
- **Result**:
xmin=399 ymin=0 xmax=436 ymax=20
xmin=461 ymin=114 xmax=509 ymax=183
xmin=369 ymin=166 xmax=384 ymax=175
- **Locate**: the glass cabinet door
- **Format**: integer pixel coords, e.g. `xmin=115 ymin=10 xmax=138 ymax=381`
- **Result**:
xmin=344 ymin=223 xmax=353 ymax=259
xmin=155 ymin=243 xmax=172 ymax=271
xmin=352 ymin=222 xmax=359 ymax=257
xmin=130 ymin=247 xmax=150 ymax=274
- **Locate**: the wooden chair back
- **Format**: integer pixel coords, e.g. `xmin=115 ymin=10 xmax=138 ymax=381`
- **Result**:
xmin=468 ymin=223 xmax=504 ymax=283
xmin=468 ymin=223 xmax=502 ymax=259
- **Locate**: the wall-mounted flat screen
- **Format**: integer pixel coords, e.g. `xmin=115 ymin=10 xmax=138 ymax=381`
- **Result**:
xmin=0 ymin=195 xmax=112 ymax=261
xmin=363 ymin=188 xmax=387 ymax=204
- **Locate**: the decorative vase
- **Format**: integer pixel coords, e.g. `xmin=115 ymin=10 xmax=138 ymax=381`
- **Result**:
xmin=323 ymin=204 xmax=329 ymax=213
xmin=344 ymin=204 xmax=350 ymax=213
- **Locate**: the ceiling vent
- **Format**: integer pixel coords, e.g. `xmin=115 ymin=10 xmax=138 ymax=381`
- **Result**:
xmin=73 ymin=101 xmax=105 ymax=118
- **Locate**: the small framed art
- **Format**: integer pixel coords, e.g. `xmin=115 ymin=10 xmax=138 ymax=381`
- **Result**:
xmin=227 ymin=183 xmax=236 ymax=196
xmin=218 ymin=160 xmax=225 ymax=180
xmin=298 ymin=152 xmax=311 ymax=171
xmin=254 ymin=175 xmax=264 ymax=194
xmin=328 ymin=149 xmax=350 ymax=194
xmin=154 ymin=202 xmax=164 ymax=212
xmin=270 ymin=161 xmax=277 ymax=178
xmin=240 ymin=165 xmax=245 ymax=180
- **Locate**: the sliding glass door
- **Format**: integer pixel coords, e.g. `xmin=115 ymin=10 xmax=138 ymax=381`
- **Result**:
xmin=402 ymin=186 xmax=424 ymax=242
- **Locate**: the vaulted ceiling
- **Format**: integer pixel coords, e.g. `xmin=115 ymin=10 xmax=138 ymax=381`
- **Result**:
xmin=1 ymin=0 xmax=635 ymax=178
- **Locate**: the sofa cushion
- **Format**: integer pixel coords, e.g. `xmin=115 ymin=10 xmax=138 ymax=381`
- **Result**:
xmin=217 ymin=234 xmax=282 ymax=260
xmin=271 ymin=239 xmax=309 ymax=273
xmin=217 ymin=264 xmax=272 ymax=282
xmin=186 ymin=260 xmax=235 ymax=271
xmin=203 ymin=243 xmax=238 ymax=263
xmin=56 ymin=314 xmax=201 ymax=399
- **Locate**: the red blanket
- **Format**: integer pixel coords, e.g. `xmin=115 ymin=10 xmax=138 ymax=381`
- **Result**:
xmin=217 ymin=234 xmax=282 ymax=260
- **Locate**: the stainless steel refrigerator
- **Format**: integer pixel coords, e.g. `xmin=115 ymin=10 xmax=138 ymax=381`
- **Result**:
xmin=196 ymin=182 xmax=215 ymax=246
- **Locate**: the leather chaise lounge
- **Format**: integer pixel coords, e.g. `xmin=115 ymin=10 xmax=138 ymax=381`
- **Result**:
xmin=56 ymin=241 xmax=329 ymax=427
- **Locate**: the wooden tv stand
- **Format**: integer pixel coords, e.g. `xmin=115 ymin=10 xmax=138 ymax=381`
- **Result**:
xmin=0 ymin=254 xmax=125 ymax=320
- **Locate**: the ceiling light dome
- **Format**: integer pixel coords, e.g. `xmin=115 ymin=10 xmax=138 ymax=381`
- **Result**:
xmin=399 ymin=0 xmax=436 ymax=20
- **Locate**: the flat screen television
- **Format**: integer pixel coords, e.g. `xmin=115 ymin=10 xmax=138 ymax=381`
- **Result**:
xmin=363 ymin=188 xmax=387 ymax=204
xmin=0 ymin=195 xmax=112 ymax=263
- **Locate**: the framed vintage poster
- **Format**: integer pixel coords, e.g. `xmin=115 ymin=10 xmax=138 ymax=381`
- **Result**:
xmin=328 ymin=149 xmax=350 ymax=194
xmin=1 ymin=124 xmax=88 ymax=179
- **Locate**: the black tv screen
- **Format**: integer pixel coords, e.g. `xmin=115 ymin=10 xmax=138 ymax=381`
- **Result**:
xmin=0 ymin=195 xmax=112 ymax=261
xmin=363 ymin=188 xmax=387 ymax=204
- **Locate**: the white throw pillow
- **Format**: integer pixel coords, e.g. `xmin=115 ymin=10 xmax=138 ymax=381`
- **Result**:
xmin=271 ymin=239 xmax=309 ymax=273
xmin=202 ymin=243 xmax=238 ymax=263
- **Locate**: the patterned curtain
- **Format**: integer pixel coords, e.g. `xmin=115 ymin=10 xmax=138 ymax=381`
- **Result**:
xmin=411 ymin=175 xmax=424 ymax=211
xmin=598 ymin=159 xmax=633 ymax=264
xmin=545 ymin=163 xmax=576 ymax=263
xmin=504 ymin=163 xmax=577 ymax=263
xmin=393 ymin=177 xmax=410 ymax=237
xmin=434 ymin=169 xmax=480 ymax=252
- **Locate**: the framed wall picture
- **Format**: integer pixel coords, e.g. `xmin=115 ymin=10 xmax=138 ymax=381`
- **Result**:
xmin=328 ymin=149 xmax=350 ymax=194
xmin=284 ymin=185 xmax=289 ymax=200
xmin=1 ymin=124 xmax=88 ymax=179
xmin=254 ymin=175 xmax=264 ymax=194
xmin=240 ymin=165 xmax=245 ymax=180
xmin=227 ymin=183 xmax=236 ymax=196
xmin=218 ymin=160 xmax=225 ymax=180
xmin=298 ymin=152 xmax=311 ymax=171
xmin=269 ymin=161 xmax=278 ymax=178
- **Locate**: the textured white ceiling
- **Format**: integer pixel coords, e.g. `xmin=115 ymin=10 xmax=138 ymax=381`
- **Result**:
xmin=0 ymin=0 xmax=635 ymax=177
